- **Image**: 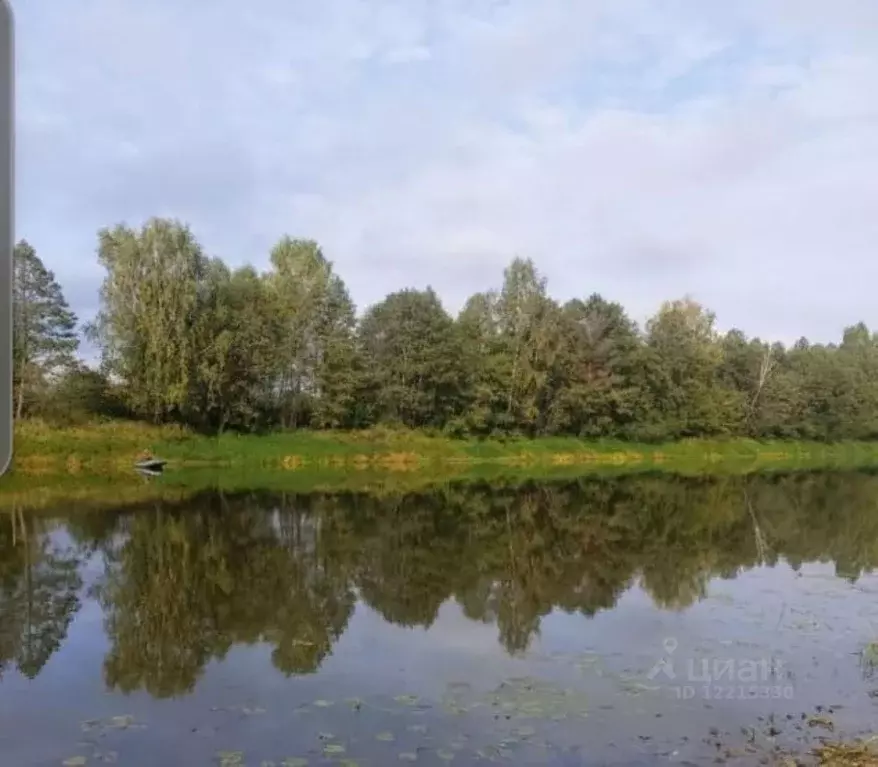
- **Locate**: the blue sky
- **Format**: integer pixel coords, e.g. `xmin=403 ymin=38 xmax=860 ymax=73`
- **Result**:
xmin=13 ymin=0 xmax=878 ymax=349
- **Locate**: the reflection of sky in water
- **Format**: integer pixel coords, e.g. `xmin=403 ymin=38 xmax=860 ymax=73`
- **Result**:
xmin=4 ymin=469 xmax=878 ymax=767
xmin=2 ymin=552 xmax=878 ymax=766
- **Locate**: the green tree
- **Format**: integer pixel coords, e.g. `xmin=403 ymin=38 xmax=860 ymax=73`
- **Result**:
xmin=190 ymin=262 xmax=281 ymax=432
xmin=88 ymin=219 xmax=209 ymax=423
xmin=12 ymin=241 xmax=79 ymax=419
xmin=454 ymin=291 xmax=506 ymax=434
xmin=547 ymin=295 xmax=642 ymax=437
xmin=358 ymin=288 xmax=465 ymax=428
xmin=266 ymin=238 xmax=360 ymax=428
xmin=640 ymin=297 xmax=741 ymax=438
xmin=493 ymin=258 xmax=560 ymax=433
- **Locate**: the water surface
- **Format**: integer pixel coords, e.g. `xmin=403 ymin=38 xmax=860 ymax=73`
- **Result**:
xmin=2 ymin=471 xmax=878 ymax=766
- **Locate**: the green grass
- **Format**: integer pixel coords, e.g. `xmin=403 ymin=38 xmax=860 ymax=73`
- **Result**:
xmin=10 ymin=418 xmax=878 ymax=477
xmin=5 ymin=418 xmax=878 ymax=512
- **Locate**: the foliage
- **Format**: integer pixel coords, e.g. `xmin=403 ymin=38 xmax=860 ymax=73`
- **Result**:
xmin=12 ymin=241 xmax=79 ymax=419
xmin=6 ymin=470 xmax=878 ymax=690
xmin=17 ymin=222 xmax=878 ymax=442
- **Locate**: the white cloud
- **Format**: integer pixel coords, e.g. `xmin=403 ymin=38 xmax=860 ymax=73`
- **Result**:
xmin=14 ymin=0 xmax=878 ymax=343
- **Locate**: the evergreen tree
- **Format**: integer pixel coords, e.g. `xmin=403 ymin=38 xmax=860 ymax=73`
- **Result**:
xmin=12 ymin=241 xmax=79 ymax=419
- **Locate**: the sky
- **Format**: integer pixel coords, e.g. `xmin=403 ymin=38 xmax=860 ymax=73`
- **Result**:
xmin=13 ymin=0 xmax=878 ymax=350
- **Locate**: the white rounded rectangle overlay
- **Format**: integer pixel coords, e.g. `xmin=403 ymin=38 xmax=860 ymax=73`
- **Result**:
xmin=0 ymin=0 xmax=13 ymax=477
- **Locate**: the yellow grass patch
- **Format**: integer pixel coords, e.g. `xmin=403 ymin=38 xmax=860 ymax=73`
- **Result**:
xmin=13 ymin=455 xmax=57 ymax=475
xmin=375 ymin=452 xmax=422 ymax=471
xmin=598 ymin=451 xmax=644 ymax=465
xmin=812 ymin=737 xmax=878 ymax=766
xmin=758 ymin=451 xmax=792 ymax=461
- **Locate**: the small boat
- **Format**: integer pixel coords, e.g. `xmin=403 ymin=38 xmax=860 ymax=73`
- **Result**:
xmin=134 ymin=458 xmax=167 ymax=472
xmin=136 ymin=466 xmax=164 ymax=478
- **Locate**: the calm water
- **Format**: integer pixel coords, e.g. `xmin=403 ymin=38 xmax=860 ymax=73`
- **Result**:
xmin=2 ymin=472 xmax=878 ymax=766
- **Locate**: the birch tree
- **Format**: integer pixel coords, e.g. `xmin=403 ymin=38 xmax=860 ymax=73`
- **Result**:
xmin=88 ymin=218 xmax=208 ymax=422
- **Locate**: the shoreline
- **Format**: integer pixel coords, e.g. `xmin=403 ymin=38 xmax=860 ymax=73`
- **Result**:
xmin=5 ymin=419 xmax=878 ymax=513
xmin=10 ymin=419 xmax=878 ymax=477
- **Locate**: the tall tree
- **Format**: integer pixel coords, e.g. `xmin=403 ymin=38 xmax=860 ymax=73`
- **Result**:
xmin=190 ymin=262 xmax=282 ymax=433
xmin=455 ymin=291 xmax=505 ymax=434
xmin=548 ymin=295 xmax=642 ymax=437
xmin=88 ymin=218 xmax=208 ymax=423
xmin=308 ymin=275 xmax=361 ymax=429
xmin=267 ymin=238 xmax=327 ymax=428
xmin=12 ymin=241 xmax=79 ymax=419
xmin=358 ymin=288 xmax=465 ymax=428
xmin=641 ymin=297 xmax=741 ymax=438
xmin=493 ymin=258 xmax=560 ymax=434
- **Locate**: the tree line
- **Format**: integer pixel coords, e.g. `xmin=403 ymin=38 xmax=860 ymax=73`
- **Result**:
xmin=14 ymin=217 xmax=878 ymax=440
xmin=3 ymin=471 xmax=877 ymax=692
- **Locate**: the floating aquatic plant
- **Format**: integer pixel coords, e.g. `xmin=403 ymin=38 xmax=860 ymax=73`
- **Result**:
xmin=216 ymin=751 xmax=245 ymax=767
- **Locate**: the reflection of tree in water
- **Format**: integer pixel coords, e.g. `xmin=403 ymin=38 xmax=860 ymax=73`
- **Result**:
xmin=333 ymin=492 xmax=475 ymax=629
xmin=26 ymin=469 xmax=878 ymax=694
xmin=263 ymin=498 xmax=354 ymax=675
xmin=0 ymin=510 xmax=82 ymax=680
xmin=93 ymin=495 xmax=356 ymax=696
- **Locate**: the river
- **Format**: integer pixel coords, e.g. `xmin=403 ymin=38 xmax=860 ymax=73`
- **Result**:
xmin=1 ymin=471 xmax=878 ymax=765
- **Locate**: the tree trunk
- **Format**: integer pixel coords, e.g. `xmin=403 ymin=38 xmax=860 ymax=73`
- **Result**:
xmin=15 ymin=379 xmax=24 ymax=420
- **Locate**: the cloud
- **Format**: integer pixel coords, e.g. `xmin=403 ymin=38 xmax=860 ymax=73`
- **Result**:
xmin=14 ymin=0 xmax=878 ymax=344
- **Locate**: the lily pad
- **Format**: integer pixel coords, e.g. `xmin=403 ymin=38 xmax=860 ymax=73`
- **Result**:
xmin=63 ymin=758 xmax=87 ymax=767
xmin=474 ymin=677 xmax=590 ymax=721
xmin=313 ymin=699 xmax=333 ymax=708
xmin=399 ymin=753 xmax=418 ymax=762
xmin=216 ymin=752 xmax=245 ymax=767
xmin=376 ymin=731 xmax=395 ymax=742
xmin=324 ymin=744 xmax=346 ymax=755
xmin=407 ymin=724 xmax=428 ymax=734
xmin=281 ymin=759 xmax=308 ymax=767
xmin=618 ymin=679 xmax=659 ymax=696
xmin=437 ymin=750 xmax=455 ymax=761
xmin=394 ymin=694 xmax=420 ymax=706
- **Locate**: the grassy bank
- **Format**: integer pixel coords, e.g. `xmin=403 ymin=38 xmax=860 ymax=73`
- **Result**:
xmin=10 ymin=418 xmax=878 ymax=478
